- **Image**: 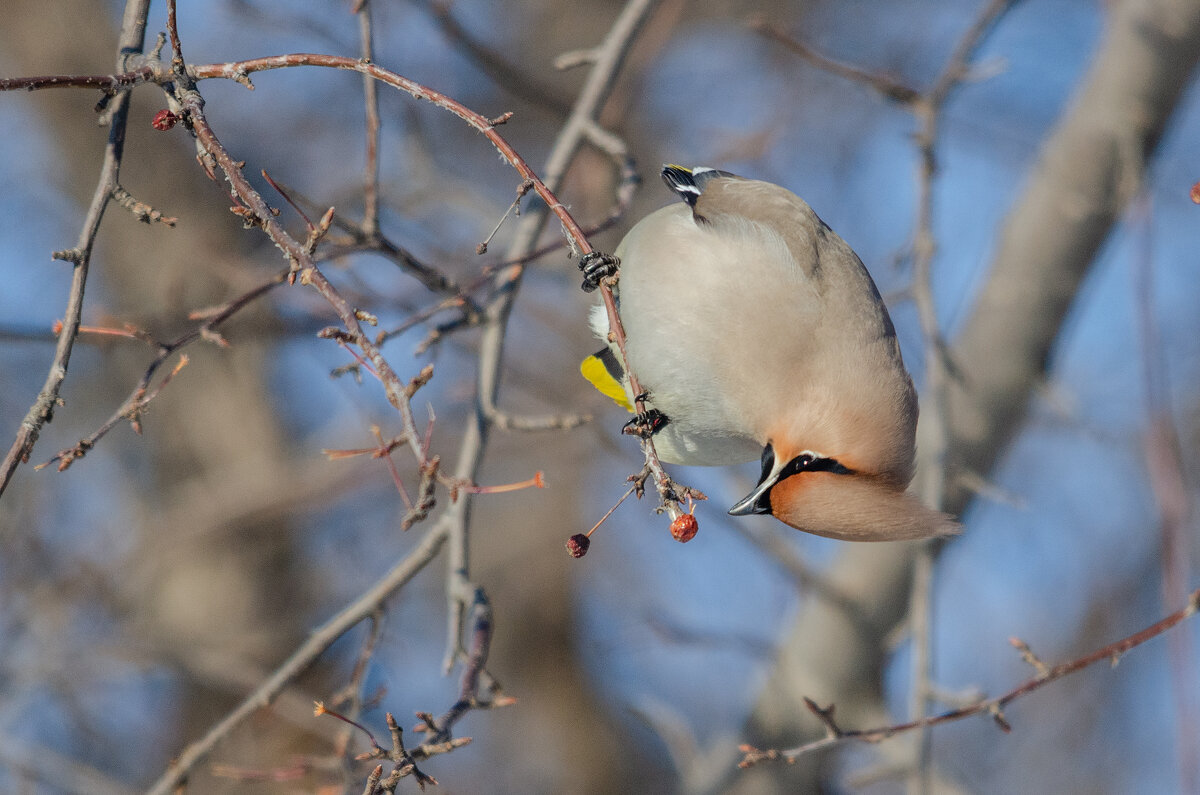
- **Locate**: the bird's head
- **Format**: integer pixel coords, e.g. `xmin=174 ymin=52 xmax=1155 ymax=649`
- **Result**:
xmin=729 ymin=443 xmax=958 ymax=541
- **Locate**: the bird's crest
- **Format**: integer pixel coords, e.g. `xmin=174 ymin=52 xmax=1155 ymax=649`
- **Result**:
xmin=661 ymin=164 xmax=739 ymax=206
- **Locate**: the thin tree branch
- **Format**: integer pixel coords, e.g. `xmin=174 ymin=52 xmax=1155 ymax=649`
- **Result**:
xmin=264 ymin=178 xmax=462 ymax=294
xmin=740 ymin=589 xmax=1200 ymax=767
xmin=184 ymin=52 xmax=681 ymax=505
xmin=356 ymin=0 xmax=381 ymax=240
xmin=0 ymin=0 xmax=152 ymax=498
xmin=40 ymin=272 xmax=286 ymax=471
xmin=186 ymin=54 xmax=587 ymax=245
xmin=0 ymin=66 xmax=155 ymax=93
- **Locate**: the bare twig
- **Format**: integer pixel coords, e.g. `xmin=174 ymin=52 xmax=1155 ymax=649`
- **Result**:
xmin=39 ymin=271 xmax=286 ymax=470
xmin=338 ymin=593 xmax=506 ymax=791
xmin=740 ymin=589 xmax=1200 ymax=767
xmin=256 ymin=177 xmax=462 ymax=294
xmin=422 ymin=581 xmax=506 ymax=746
xmin=329 ymin=608 xmax=387 ymax=773
xmin=175 ymin=77 xmax=432 ymax=469
xmin=185 ymin=54 xmax=589 ymax=246
xmin=476 ymin=179 xmax=534 ymax=255
xmin=356 ymin=0 xmax=381 ymax=240
xmin=0 ymin=66 xmax=156 ymax=93
xmin=111 ymin=184 xmax=177 ymax=225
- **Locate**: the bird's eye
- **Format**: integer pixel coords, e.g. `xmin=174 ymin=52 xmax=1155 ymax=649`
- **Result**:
xmin=780 ymin=453 xmax=815 ymax=479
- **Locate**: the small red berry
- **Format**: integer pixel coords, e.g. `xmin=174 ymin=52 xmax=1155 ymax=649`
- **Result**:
xmin=670 ymin=513 xmax=698 ymax=543
xmin=151 ymin=109 xmax=178 ymax=131
xmin=566 ymin=534 xmax=590 ymax=558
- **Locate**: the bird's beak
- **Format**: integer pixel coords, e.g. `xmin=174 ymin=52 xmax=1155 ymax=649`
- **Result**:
xmin=729 ymin=446 xmax=783 ymax=516
xmin=728 ymin=481 xmax=773 ymax=515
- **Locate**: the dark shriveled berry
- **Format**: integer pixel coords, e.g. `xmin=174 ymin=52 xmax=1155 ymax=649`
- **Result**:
xmin=566 ymin=534 xmax=591 ymax=558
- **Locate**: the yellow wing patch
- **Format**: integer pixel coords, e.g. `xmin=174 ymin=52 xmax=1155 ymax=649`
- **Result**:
xmin=580 ymin=353 xmax=633 ymax=411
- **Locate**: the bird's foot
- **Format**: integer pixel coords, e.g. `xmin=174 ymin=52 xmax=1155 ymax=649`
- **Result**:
xmin=622 ymin=409 xmax=668 ymax=438
xmin=579 ymin=251 xmax=620 ymax=293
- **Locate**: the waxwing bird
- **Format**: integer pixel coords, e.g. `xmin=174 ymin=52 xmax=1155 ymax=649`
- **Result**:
xmin=580 ymin=165 xmax=958 ymax=541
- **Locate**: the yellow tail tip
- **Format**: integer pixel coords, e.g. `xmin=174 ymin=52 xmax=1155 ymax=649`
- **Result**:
xmin=580 ymin=354 xmax=633 ymax=411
